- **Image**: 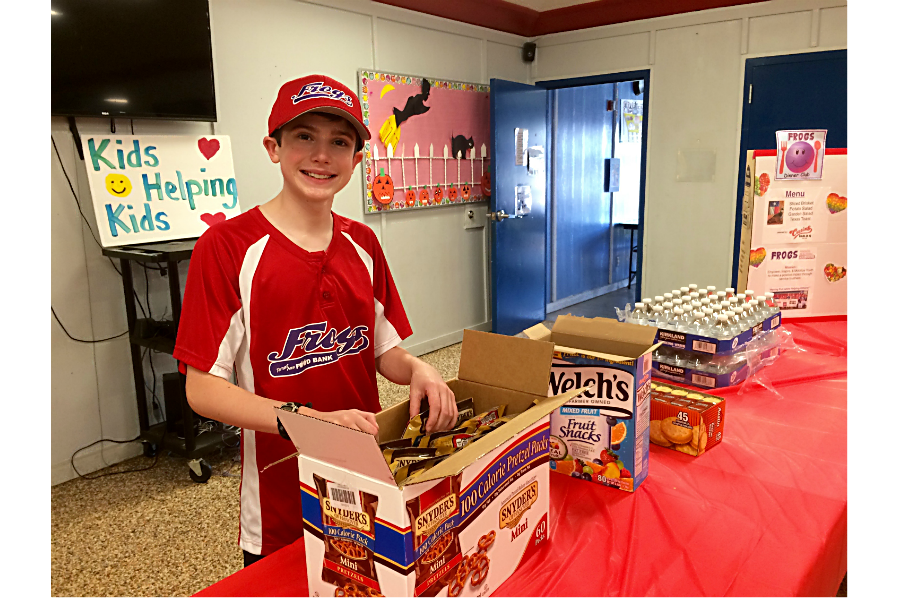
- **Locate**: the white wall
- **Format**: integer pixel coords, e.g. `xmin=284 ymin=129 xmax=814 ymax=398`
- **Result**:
xmin=532 ymin=0 xmax=847 ymax=297
xmin=51 ymin=0 xmax=528 ymax=484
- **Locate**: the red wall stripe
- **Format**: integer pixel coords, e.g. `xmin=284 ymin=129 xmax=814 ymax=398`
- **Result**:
xmin=375 ymin=0 xmax=766 ymax=37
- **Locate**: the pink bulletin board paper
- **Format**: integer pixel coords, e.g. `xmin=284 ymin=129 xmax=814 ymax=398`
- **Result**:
xmin=358 ymin=70 xmax=491 ymax=213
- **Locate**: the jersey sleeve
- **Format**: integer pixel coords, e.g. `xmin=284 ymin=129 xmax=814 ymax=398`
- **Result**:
xmin=173 ymin=229 xmax=245 ymax=379
xmin=369 ymin=234 xmax=413 ymax=358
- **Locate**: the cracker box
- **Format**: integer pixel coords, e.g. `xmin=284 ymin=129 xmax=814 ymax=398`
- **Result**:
xmin=648 ymin=382 xmax=726 ymax=456
xmin=522 ymin=316 xmax=659 ymax=493
xmin=278 ymin=330 xmax=586 ymax=597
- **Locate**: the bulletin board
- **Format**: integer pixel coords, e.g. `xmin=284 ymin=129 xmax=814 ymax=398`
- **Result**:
xmin=358 ymin=70 xmax=491 ymax=213
xmin=81 ymin=135 xmax=241 ymax=247
xmin=744 ymin=149 xmax=847 ymax=317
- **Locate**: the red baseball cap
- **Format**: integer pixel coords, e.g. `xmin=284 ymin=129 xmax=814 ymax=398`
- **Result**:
xmin=267 ymin=74 xmax=371 ymax=144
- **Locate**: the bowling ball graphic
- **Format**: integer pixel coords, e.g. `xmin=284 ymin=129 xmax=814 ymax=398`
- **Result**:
xmin=785 ymin=141 xmax=815 ymax=173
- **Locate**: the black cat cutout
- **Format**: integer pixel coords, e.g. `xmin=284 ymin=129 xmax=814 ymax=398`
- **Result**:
xmin=451 ymin=135 xmax=474 ymax=159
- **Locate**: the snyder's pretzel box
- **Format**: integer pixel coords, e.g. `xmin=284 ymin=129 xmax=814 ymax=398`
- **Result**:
xmin=522 ymin=316 xmax=659 ymax=493
xmin=278 ymin=330 xmax=585 ymax=597
xmin=648 ymin=382 xmax=726 ymax=456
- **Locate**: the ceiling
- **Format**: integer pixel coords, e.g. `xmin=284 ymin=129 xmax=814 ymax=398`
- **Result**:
xmin=375 ymin=0 xmax=766 ymax=37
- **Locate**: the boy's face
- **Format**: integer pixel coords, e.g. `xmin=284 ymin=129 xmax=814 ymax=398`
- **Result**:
xmin=264 ymin=112 xmax=363 ymax=204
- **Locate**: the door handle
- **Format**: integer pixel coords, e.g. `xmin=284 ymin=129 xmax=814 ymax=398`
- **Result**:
xmin=487 ymin=210 xmax=510 ymax=222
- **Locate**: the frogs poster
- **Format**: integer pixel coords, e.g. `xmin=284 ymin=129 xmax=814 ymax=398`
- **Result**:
xmin=358 ymin=70 xmax=490 ymax=213
xmin=774 ymin=130 xmax=826 ymax=180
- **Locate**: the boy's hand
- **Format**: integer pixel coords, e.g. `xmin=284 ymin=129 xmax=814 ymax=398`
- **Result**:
xmin=409 ymin=363 xmax=457 ymax=433
xmin=309 ymin=408 xmax=379 ymax=436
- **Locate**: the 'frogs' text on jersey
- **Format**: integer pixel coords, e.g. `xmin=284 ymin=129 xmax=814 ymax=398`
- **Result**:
xmin=268 ymin=322 xmax=370 ymax=377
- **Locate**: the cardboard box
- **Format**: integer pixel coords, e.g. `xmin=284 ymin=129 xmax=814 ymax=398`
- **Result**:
xmin=648 ymin=382 xmax=725 ymax=456
xmin=522 ymin=315 xmax=659 ymax=493
xmin=278 ymin=330 xmax=585 ymax=597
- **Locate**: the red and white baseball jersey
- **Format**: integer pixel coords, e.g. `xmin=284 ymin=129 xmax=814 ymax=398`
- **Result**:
xmin=173 ymin=207 xmax=412 ymax=556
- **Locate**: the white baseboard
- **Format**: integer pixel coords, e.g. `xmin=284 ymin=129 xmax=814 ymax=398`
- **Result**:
xmin=52 ymin=441 xmax=143 ymax=486
xmin=547 ymin=280 xmax=629 ymax=314
xmin=404 ymin=321 xmax=492 ymax=357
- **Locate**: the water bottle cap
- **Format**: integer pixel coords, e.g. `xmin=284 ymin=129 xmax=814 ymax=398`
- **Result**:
xmin=765 ymin=292 xmax=774 ymax=298
xmin=756 ymin=295 xmax=766 ymax=302
xmin=690 ymin=292 xmax=700 ymax=300
xmin=655 ymin=296 xmax=665 ymax=302
xmin=718 ymin=314 xmax=728 ymax=322
xmin=688 ymin=284 xmax=698 ymax=290
xmin=704 ymin=308 xmax=714 ymax=315
xmin=750 ymin=299 xmax=758 ymax=306
xmin=701 ymin=298 xmax=710 ymax=305
xmin=663 ymin=302 xmax=673 ymax=309
xmin=653 ymin=305 xmax=663 ymax=313
xmin=692 ymin=301 xmax=701 ymax=308
xmin=674 ymin=307 xmax=684 ymax=315
xmin=681 ymin=287 xmax=690 ymax=293
xmin=698 ymin=288 xmax=708 ymax=295
xmin=712 ymin=303 xmax=722 ymax=311
xmin=707 ymin=286 xmax=717 ymax=292
xmin=643 ymin=298 xmax=652 ymax=304
xmin=737 ymin=293 xmax=746 ymax=299
xmin=635 ymin=302 xmax=644 ymax=308
xmin=745 ymin=290 xmax=755 ymax=297
xmin=726 ymin=288 xmax=735 ymax=293
xmin=725 ymin=311 xmax=735 ymax=317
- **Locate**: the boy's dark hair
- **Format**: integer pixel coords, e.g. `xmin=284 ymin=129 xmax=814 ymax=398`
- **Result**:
xmin=272 ymin=112 xmax=363 ymax=153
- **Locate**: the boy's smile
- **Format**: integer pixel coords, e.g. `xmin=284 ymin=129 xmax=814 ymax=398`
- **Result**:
xmin=265 ymin=112 xmax=362 ymax=204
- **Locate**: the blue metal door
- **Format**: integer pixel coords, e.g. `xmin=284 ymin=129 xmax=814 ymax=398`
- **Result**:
xmin=489 ymin=79 xmax=549 ymax=335
xmin=731 ymin=50 xmax=847 ymax=284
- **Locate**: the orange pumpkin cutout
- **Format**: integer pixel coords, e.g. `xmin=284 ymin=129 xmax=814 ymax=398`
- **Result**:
xmin=419 ymin=188 xmax=430 ymax=206
xmin=405 ymin=187 xmax=416 ymax=207
xmin=433 ymin=185 xmax=443 ymax=204
xmin=448 ymin=184 xmax=458 ymax=202
xmin=461 ymin=183 xmax=471 ymax=200
xmin=372 ymin=168 xmax=394 ymax=205
xmin=480 ymin=169 xmax=491 ymax=197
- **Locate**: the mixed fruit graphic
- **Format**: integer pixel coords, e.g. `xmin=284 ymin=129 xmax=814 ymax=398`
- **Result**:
xmin=826 ymin=192 xmax=847 ymax=214
xmin=550 ymin=449 xmax=633 ymax=489
xmin=824 ymin=263 xmax=847 ymax=282
xmin=754 ymin=172 xmax=771 ymax=197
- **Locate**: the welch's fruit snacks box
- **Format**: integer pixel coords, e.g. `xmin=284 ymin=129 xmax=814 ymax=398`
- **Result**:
xmin=523 ymin=316 xmax=659 ymax=492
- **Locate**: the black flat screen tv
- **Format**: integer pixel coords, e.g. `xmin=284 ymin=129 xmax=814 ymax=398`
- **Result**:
xmin=51 ymin=0 xmax=217 ymax=121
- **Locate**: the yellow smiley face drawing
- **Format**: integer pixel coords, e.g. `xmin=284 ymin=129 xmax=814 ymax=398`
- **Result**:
xmin=105 ymin=174 xmax=132 ymax=197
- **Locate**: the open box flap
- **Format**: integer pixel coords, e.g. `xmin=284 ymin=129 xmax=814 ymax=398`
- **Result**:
xmin=521 ymin=322 xmax=553 ymax=342
xmin=278 ymin=409 xmax=396 ymax=486
xmin=403 ymin=386 xmax=589 ymax=486
xmin=551 ymin=315 xmax=658 ymax=358
xmin=457 ymin=330 xmax=555 ymax=397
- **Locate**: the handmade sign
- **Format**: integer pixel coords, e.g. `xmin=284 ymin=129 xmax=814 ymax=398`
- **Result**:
xmin=82 ymin=135 xmax=241 ymax=247
xmin=775 ymin=130 xmax=827 ymax=180
xmin=745 ymin=149 xmax=846 ymax=317
xmin=358 ymin=70 xmax=490 ymax=212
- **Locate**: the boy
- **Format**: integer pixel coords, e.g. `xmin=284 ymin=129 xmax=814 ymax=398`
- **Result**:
xmin=173 ymin=75 xmax=457 ymax=567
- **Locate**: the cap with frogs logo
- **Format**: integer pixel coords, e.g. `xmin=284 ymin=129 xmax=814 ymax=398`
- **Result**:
xmin=268 ymin=74 xmax=371 ymax=143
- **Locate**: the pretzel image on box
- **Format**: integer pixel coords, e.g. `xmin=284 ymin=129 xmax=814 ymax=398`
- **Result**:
xmin=313 ymin=474 xmax=381 ymax=595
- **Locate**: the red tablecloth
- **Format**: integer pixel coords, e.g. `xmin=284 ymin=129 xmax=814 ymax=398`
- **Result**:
xmin=197 ymin=320 xmax=847 ymax=597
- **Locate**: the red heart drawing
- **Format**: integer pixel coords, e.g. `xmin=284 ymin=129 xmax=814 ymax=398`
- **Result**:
xmin=200 ymin=212 xmax=226 ymax=227
xmin=198 ymin=137 xmax=220 ymax=160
